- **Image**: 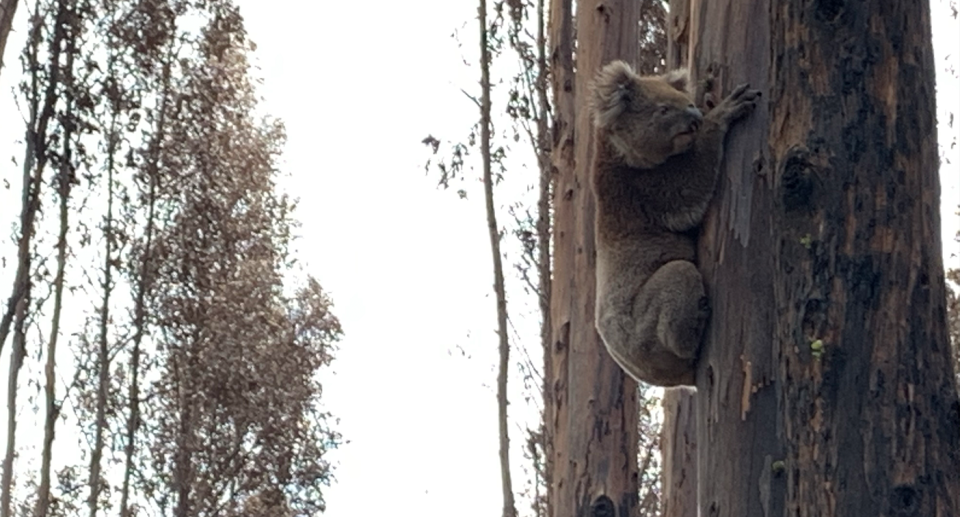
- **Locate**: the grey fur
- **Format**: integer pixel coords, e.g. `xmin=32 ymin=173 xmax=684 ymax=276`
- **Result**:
xmin=590 ymin=61 xmax=761 ymax=387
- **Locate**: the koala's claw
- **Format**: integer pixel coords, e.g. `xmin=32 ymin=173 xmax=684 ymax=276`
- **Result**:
xmin=713 ymin=83 xmax=762 ymax=123
xmin=730 ymin=82 xmax=751 ymax=98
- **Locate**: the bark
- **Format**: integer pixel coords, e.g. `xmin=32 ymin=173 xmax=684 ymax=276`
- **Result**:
xmin=478 ymin=1 xmax=517 ymax=515
xmin=691 ymin=0 xmax=960 ymax=515
xmin=1 ymin=295 xmax=26 ymax=517
xmin=0 ymin=0 xmax=17 ymax=77
xmin=543 ymin=1 xmax=572 ymax=515
xmin=660 ymin=3 xmax=698 ymax=516
xmin=547 ymin=1 xmax=641 ymax=516
xmin=533 ymin=1 xmax=552 ymax=513
xmin=534 ymin=0 xmax=551 ymax=427
xmin=37 ymin=2 xmax=76 ymax=514
xmin=660 ymin=388 xmax=696 ymax=517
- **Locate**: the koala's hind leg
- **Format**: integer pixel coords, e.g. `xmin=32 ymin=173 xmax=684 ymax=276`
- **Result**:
xmin=635 ymin=260 xmax=708 ymax=361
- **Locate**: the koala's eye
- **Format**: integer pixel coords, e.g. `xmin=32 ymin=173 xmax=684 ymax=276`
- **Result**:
xmin=657 ymin=105 xmax=670 ymax=116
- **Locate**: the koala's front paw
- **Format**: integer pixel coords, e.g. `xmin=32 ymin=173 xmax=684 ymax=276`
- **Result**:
xmin=713 ymin=83 xmax=762 ymax=125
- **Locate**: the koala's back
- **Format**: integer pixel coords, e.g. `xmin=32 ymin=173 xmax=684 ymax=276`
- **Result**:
xmin=593 ymin=139 xmax=700 ymax=270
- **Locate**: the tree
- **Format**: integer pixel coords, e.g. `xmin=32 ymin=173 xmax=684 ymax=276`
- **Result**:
xmin=423 ymin=2 xmax=557 ymax=515
xmin=686 ymin=0 xmax=960 ymax=515
xmin=546 ymin=1 xmax=641 ymax=516
xmin=476 ymin=1 xmax=518 ymax=516
xmin=0 ymin=0 xmax=18 ymax=77
xmin=1 ymin=0 xmax=70 ymax=512
xmin=659 ymin=3 xmax=697 ymax=516
xmin=0 ymin=0 xmax=343 ymax=513
xmin=141 ymin=6 xmax=341 ymax=515
xmin=37 ymin=0 xmax=86 ymax=512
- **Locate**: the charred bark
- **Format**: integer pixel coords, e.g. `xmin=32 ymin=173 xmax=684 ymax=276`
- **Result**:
xmin=692 ymin=0 xmax=960 ymax=515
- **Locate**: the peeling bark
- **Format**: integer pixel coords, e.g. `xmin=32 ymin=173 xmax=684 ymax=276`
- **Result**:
xmin=660 ymin=3 xmax=699 ymax=516
xmin=692 ymin=0 xmax=960 ymax=515
xmin=547 ymin=1 xmax=641 ymax=516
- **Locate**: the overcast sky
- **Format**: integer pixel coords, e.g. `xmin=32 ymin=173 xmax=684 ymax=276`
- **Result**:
xmin=0 ymin=1 xmax=959 ymax=517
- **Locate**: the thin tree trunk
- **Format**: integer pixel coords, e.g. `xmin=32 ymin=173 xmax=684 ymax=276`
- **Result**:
xmin=478 ymin=1 xmax=517 ymax=516
xmin=0 ymin=0 xmax=65 ymax=354
xmin=119 ymin=171 xmax=153 ymax=517
xmin=534 ymin=0 xmax=551 ymax=383
xmin=547 ymin=1 xmax=641 ymax=517
xmin=691 ymin=0 xmax=960 ymax=515
xmin=36 ymin=2 xmax=76 ymax=514
xmin=86 ymin=23 xmax=121 ymax=517
xmin=120 ymin=46 xmax=173 ymax=517
xmin=533 ymin=0 xmax=552 ymax=514
xmin=2 ymin=3 xmax=63 ymax=515
xmin=1 ymin=295 xmax=27 ymax=517
xmin=0 ymin=0 xmax=18 ymax=76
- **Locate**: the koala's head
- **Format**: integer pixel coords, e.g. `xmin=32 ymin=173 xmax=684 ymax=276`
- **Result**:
xmin=590 ymin=60 xmax=703 ymax=169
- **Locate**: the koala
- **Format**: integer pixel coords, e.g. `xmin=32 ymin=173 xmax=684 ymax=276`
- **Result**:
xmin=590 ymin=60 xmax=760 ymax=387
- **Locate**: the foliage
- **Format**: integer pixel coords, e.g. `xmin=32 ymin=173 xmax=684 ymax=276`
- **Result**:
xmin=0 ymin=0 xmax=342 ymax=515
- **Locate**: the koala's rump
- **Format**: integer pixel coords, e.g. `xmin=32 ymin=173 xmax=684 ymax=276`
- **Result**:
xmin=595 ymin=230 xmax=696 ymax=304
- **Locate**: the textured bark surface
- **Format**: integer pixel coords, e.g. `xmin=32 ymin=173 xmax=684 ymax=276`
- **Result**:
xmin=547 ymin=1 xmax=641 ymax=516
xmin=660 ymin=4 xmax=699 ymax=516
xmin=661 ymin=388 xmax=697 ymax=517
xmin=691 ymin=0 xmax=960 ymax=516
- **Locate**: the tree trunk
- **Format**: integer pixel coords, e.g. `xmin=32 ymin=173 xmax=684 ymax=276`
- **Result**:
xmin=85 ymin=10 xmax=125 ymax=513
xmin=120 ymin=32 xmax=175 ymax=517
xmin=1 ymin=295 xmax=26 ymax=517
xmin=533 ymin=4 xmax=552 ymax=512
xmin=661 ymin=388 xmax=697 ymax=517
xmin=691 ymin=0 xmax=960 ymax=515
xmin=37 ymin=3 xmax=76 ymax=511
xmin=477 ymin=1 xmax=518 ymax=516
xmin=543 ymin=4 xmax=569 ymax=517
xmin=547 ymin=1 xmax=640 ymax=516
xmin=2 ymin=5 xmax=61 ymax=515
xmin=659 ymin=3 xmax=698 ymax=516
xmin=0 ymin=0 xmax=17 ymax=77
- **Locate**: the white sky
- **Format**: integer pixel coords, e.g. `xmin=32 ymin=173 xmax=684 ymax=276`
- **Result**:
xmin=0 ymin=1 xmax=958 ymax=517
xmin=232 ymin=2 xmax=530 ymax=516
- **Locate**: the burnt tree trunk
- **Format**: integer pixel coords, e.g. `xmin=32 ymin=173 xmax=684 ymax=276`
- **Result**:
xmin=690 ymin=0 xmax=960 ymax=516
xmin=547 ymin=0 xmax=641 ymax=516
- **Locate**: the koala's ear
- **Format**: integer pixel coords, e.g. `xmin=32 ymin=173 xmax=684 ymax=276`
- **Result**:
xmin=590 ymin=60 xmax=639 ymax=128
xmin=660 ymin=68 xmax=690 ymax=93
